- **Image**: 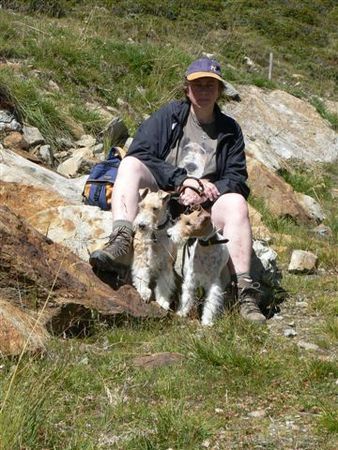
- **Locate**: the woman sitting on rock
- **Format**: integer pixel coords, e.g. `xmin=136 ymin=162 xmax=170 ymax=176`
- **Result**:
xmin=89 ymin=57 xmax=266 ymax=324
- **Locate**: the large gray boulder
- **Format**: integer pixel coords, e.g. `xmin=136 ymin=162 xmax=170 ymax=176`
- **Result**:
xmin=0 ymin=146 xmax=86 ymax=204
xmin=224 ymin=86 xmax=338 ymax=170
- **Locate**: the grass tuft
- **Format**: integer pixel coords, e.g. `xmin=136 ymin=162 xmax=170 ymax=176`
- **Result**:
xmin=311 ymin=96 xmax=338 ymax=131
xmin=318 ymin=406 xmax=338 ymax=434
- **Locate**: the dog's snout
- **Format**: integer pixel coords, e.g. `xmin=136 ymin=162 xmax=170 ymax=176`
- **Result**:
xmin=138 ymin=223 xmax=147 ymax=230
xmin=185 ymin=162 xmax=198 ymax=174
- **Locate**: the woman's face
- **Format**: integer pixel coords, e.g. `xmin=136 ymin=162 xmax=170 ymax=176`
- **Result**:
xmin=186 ymin=77 xmax=222 ymax=111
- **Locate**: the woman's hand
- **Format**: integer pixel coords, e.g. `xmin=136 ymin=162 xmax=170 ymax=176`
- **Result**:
xmin=179 ymin=178 xmax=220 ymax=206
xmin=179 ymin=187 xmax=205 ymax=206
xmin=199 ymin=179 xmax=220 ymax=202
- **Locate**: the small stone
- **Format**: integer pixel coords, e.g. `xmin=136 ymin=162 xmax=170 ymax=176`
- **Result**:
xmin=38 ymin=145 xmax=53 ymax=166
xmin=285 ymin=420 xmax=299 ymax=431
xmin=295 ymin=301 xmax=308 ymax=308
xmin=215 ymin=408 xmax=224 ymax=414
xmin=132 ymin=352 xmax=184 ymax=369
xmin=202 ymin=52 xmax=215 ymax=59
xmin=57 ymin=156 xmax=82 ymax=177
xmin=312 ymin=224 xmax=332 ymax=238
xmin=201 ymin=439 xmax=210 ymax=448
xmin=287 ymin=321 xmax=295 ymax=327
xmin=288 ymin=250 xmax=318 ymax=274
xmin=101 ymin=117 xmax=129 ymax=147
xmin=0 ymin=109 xmax=15 ymax=123
xmin=22 ymin=125 xmax=45 ymax=147
xmin=0 ymin=110 xmax=21 ymax=131
xmin=56 ymin=137 xmax=74 ymax=149
xmin=92 ymin=143 xmax=104 ymax=154
xmin=54 ymin=150 xmax=69 ymax=160
xmin=76 ymin=134 xmax=96 ymax=148
xmin=297 ymin=340 xmax=320 ymax=352
xmin=48 ymin=80 xmax=60 ymax=91
xmin=296 ymin=192 xmax=325 ymax=222
xmin=284 ymin=328 xmax=297 ymax=338
xmin=3 ymin=131 xmax=28 ymax=150
xmin=243 ymin=56 xmax=256 ymax=71
xmin=248 ymin=409 xmax=266 ymax=418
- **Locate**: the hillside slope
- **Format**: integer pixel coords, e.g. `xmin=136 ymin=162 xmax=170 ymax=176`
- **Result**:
xmin=0 ymin=0 xmax=337 ymax=146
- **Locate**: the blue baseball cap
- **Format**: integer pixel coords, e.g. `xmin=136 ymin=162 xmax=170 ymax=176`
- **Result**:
xmin=185 ymin=57 xmax=225 ymax=84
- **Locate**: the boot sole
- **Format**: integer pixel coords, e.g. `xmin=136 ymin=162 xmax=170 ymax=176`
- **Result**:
xmin=89 ymin=250 xmax=127 ymax=272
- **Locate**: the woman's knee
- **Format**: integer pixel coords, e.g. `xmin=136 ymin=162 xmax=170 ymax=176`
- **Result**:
xmin=117 ymin=156 xmax=145 ymax=175
xmin=211 ymin=193 xmax=249 ymax=227
xmin=116 ymin=156 xmax=157 ymax=188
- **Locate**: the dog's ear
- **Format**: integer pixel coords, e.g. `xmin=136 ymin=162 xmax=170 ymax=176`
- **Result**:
xmin=158 ymin=190 xmax=171 ymax=202
xmin=167 ymin=198 xmax=186 ymax=220
xmin=140 ymin=188 xmax=150 ymax=200
xmin=180 ymin=136 xmax=190 ymax=151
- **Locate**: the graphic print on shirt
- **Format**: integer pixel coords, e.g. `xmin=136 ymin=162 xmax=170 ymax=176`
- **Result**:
xmin=177 ymin=136 xmax=214 ymax=178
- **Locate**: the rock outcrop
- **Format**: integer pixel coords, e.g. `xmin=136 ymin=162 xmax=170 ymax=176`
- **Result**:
xmin=247 ymin=157 xmax=320 ymax=224
xmin=0 ymin=299 xmax=49 ymax=356
xmin=0 ymin=146 xmax=85 ymax=204
xmin=225 ymin=86 xmax=338 ymax=169
xmin=0 ymin=206 xmax=166 ymax=354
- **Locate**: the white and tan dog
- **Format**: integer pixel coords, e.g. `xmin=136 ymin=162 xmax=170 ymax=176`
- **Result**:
xmin=167 ymin=207 xmax=230 ymax=326
xmin=132 ymin=189 xmax=176 ymax=310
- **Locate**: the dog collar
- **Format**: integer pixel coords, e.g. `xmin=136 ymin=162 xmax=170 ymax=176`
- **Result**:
xmin=181 ymin=234 xmax=228 ymax=277
xmin=198 ymin=233 xmax=229 ymax=246
xmin=156 ymin=213 xmax=171 ymax=230
xmin=151 ymin=213 xmax=172 ymax=243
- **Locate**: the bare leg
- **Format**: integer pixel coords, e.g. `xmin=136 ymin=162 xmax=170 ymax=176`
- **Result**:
xmin=112 ymin=156 xmax=158 ymax=223
xmin=211 ymin=193 xmax=252 ymax=275
xmin=89 ymin=156 xmax=158 ymax=271
xmin=211 ymin=193 xmax=266 ymax=323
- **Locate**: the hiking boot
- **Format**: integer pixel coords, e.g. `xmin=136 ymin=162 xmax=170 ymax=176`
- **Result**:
xmin=89 ymin=226 xmax=133 ymax=272
xmin=237 ymin=279 xmax=266 ymax=324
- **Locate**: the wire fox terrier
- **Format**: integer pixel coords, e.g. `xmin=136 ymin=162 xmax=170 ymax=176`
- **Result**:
xmin=167 ymin=207 xmax=230 ymax=326
xmin=132 ymin=189 xmax=176 ymax=310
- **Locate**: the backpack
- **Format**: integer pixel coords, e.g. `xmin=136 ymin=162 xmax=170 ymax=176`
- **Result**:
xmin=82 ymin=146 xmax=122 ymax=210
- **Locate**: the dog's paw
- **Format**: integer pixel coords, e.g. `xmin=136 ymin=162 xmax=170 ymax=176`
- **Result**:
xmin=139 ymin=286 xmax=152 ymax=303
xmin=156 ymin=297 xmax=171 ymax=311
xmin=176 ymin=308 xmax=188 ymax=318
xmin=201 ymin=317 xmax=214 ymax=327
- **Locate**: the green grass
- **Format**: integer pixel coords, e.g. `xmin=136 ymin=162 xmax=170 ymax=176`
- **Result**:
xmin=1 ymin=311 xmax=337 ymax=448
xmin=319 ymin=406 xmax=338 ymax=434
xmin=0 ymin=0 xmax=337 ymax=146
xmin=311 ymin=97 xmax=338 ymax=131
xmin=278 ymin=164 xmax=334 ymax=199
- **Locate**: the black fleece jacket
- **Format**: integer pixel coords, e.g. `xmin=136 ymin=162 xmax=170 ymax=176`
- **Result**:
xmin=127 ymin=100 xmax=250 ymax=199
